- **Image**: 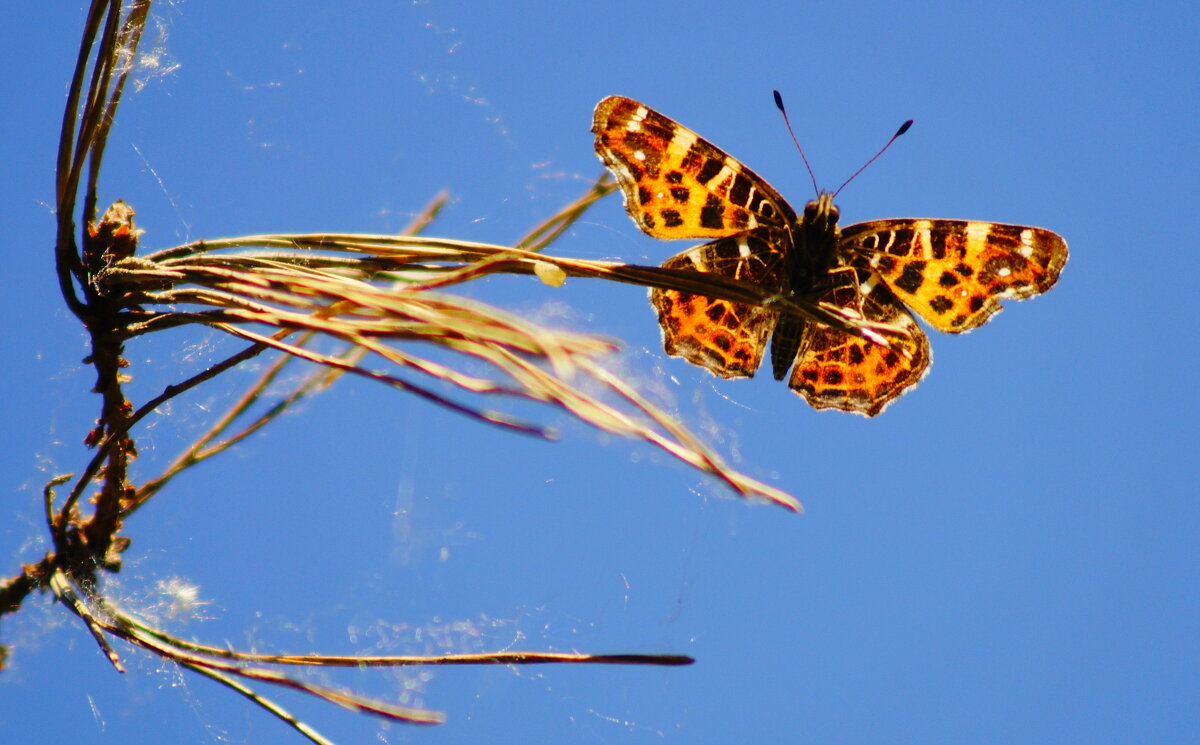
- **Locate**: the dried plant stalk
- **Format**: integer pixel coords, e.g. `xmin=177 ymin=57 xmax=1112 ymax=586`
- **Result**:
xmin=1 ymin=1 xmax=918 ymax=741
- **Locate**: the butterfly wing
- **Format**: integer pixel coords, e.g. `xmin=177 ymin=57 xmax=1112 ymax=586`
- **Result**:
xmin=651 ymin=227 xmax=790 ymax=378
xmin=595 ymin=96 xmax=798 ymax=379
xmin=593 ymin=95 xmax=797 ymax=239
xmin=840 ymin=219 xmax=1067 ymax=332
xmin=787 ymin=264 xmax=931 ymax=416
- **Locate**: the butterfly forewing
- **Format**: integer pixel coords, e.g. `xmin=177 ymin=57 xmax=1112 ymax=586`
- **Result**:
xmin=593 ymin=95 xmax=797 ymax=240
xmin=841 ymin=219 xmax=1068 ymax=332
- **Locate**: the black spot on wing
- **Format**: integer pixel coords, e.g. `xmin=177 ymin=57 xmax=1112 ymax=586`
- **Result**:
xmin=894 ymin=261 xmax=927 ymax=294
xmin=696 ymin=157 xmax=723 ymax=185
xmin=887 ymin=229 xmax=914 ymax=256
xmin=700 ymin=194 xmax=724 ymax=230
xmin=729 ymin=173 xmax=752 ymax=207
xmin=711 ymin=239 xmax=742 ymax=261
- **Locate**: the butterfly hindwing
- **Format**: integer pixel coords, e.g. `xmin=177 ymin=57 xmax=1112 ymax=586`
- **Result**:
xmin=787 ymin=264 xmax=931 ymax=416
xmin=650 ymin=227 xmax=789 ymax=378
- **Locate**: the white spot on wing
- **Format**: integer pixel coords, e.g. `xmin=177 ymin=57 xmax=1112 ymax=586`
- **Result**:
xmin=625 ymin=106 xmax=648 ymax=132
xmin=671 ymin=128 xmax=698 ymax=150
xmin=1018 ymin=239 xmax=1034 ymax=258
xmin=713 ymin=164 xmax=738 ymax=188
xmin=915 ymin=224 xmax=932 ymax=254
xmin=965 ymin=222 xmax=991 ymax=246
xmin=634 ymin=150 xmax=645 ymax=161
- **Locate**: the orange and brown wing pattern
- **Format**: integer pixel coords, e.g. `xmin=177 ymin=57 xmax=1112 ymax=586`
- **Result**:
xmin=592 ymin=95 xmax=797 ymax=240
xmin=787 ymin=265 xmax=931 ymax=416
xmin=840 ymin=219 xmax=1068 ymax=332
xmin=650 ymin=227 xmax=789 ymax=378
xmin=591 ymin=95 xmax=1066 ymax=416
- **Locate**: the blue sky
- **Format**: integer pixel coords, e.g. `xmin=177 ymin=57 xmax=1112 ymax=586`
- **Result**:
xmin=2 ymin=1 xmax=1198 ymax=743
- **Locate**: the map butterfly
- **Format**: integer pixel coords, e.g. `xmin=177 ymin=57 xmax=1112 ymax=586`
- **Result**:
xmin=592 ymin=95 xmax=1068 ymax=416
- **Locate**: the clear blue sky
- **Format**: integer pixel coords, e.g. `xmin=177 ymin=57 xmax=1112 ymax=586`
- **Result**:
xmin=3 ymin=2 xmax=1198 ymax=743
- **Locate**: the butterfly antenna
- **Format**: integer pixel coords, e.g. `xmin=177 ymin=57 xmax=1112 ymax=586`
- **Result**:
xmin=832 ymin=119 xmax=913 ymax=198
xmin=773 ymin=90 xmax=820 ymax=197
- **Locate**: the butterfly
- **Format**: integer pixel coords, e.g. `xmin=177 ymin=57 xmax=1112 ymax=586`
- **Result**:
xmin=592 ymin=95 xmax=1068 ymax=416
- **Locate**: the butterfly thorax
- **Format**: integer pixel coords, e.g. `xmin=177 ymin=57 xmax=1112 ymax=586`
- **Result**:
xmin=789 ymin=192 xmax=842 ymax=291
xmin=767 ymin=193 xmax=841 ymax=380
